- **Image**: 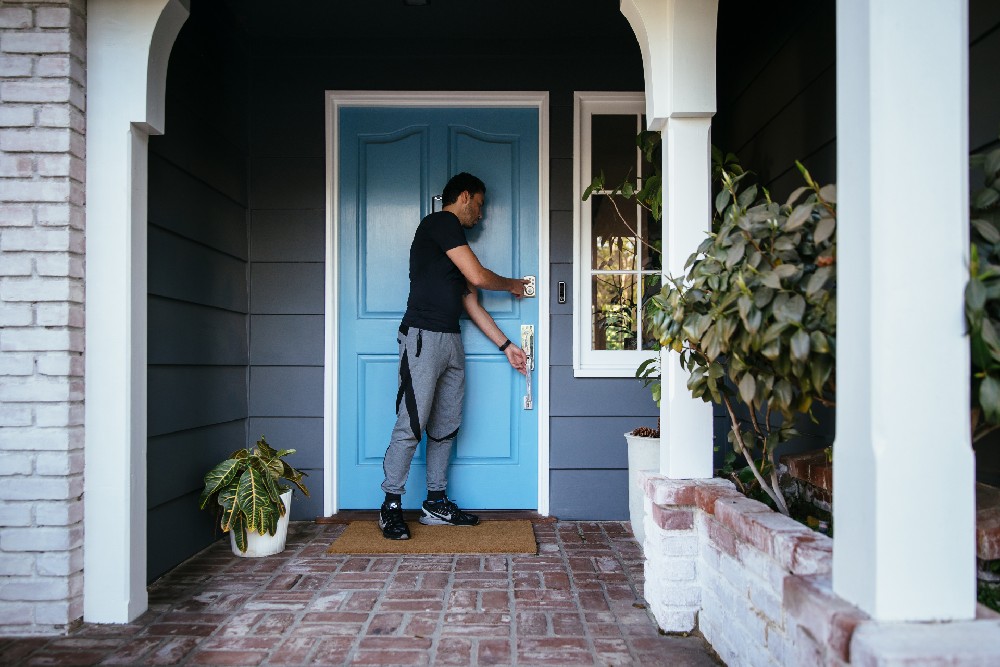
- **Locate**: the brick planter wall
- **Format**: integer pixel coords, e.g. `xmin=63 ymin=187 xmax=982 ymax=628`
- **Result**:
xmin=0 ymin=0 xmax=85 ymax=635
xmin=641 ymin=474 xmax=1000 ymax=666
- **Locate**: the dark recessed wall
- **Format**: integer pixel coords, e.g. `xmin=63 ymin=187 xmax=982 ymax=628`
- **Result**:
xmin=970 ymin=1 xmax=1000 ymax=485
xmin=232 ymin=0 xmax=647 ymax=521
xmin=147 ymin=2 xmax=1000 ymax=562
xmin=147 ymin=1 xmax=251 ymax=582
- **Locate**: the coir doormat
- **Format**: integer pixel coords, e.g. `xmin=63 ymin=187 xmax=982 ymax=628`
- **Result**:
xmin=326 ymin=519 xmax=537 ymax=555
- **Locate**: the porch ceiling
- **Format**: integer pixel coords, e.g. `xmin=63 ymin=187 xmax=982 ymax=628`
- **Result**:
xmin=219 ymin=0 xmax=640 ymax=58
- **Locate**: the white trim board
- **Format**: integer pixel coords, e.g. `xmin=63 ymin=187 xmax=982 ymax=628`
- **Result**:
xmin=323 ymin=91 xmax=551 ymax=516
xmin=572 ymin=91 xmax=654 ymax=378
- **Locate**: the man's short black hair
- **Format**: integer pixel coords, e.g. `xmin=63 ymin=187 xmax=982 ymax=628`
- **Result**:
xmin=442 ymin=172 xmax=486 ymax=206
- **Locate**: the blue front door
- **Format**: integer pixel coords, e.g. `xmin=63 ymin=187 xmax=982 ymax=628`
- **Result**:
xmin=337 ymin=106 xmax=539 ymax=510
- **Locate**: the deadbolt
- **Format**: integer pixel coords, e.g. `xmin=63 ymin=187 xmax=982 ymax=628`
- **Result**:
xmin=523 ymin=275 xmax=536 ymax=298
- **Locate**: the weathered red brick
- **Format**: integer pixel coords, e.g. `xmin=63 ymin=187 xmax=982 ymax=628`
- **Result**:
xmin=267 ymin=637 xmax=318 ymax=665
xmin=359 ymin=636 xmax=433 ymax=650
xmin=307 ymin=637 xmax=353 ymax=664
xmin=705 ymin=516 xmax=739 ymax=557
xmin=713 ymin=495 xmax=773 ymax=531
xmin=784 ymin=574 xmax=868 ymax=662
xmin=435 ymin=638 xmax=473 ymax=665
xmin=977 ymin=511 xmax=1000 ymax=561
xmin=352 ymin=649 xmax=429 ymax=665
xmin=188 ymin=649 xmax=266 ymax=665
xmin=517 ymin=637 xmax=591 ymax=665
xmin=694 ymin=483 xmax=742 ymax=514
xmin=652 ymin=505 xmax=694 ymax=530
xmin=479 ymin=638 xmax=512 ymax=666
xmin=644 ymin=477 xmax=699 ymax=506
xmin=782 ymin=450 xmax=833 ymax=491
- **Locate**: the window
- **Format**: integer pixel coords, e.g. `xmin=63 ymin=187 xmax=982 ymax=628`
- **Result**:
xmin=573 ymin=92 xmax=659 ymax=377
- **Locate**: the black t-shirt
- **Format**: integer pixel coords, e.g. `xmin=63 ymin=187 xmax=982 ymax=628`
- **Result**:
xmin=401 ymin=211 xmax=469 ymax=333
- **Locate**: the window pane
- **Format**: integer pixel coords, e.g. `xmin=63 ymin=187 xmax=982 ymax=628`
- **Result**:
xmin=640 ymin=273 xmax=662 ymax=351
xmin=591 ymin=195 xmax=637 ymax=271
xmin=640 ymin=208 xmax=662 ymax=272
xmin=592 ymin=274 xmax=638 ymax=351
xmin=591 ymin=114 xmax=638 ymax=185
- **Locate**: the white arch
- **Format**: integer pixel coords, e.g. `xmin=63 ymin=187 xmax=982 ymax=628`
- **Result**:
xmin=84 ymin=0 xmax=189 ymax=623
xmin=620 ymin=0 xmax=719 ymax=479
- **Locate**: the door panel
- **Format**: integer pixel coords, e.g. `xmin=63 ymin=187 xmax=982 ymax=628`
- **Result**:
xmin=338 ymin=106 xmax=538 ymax=510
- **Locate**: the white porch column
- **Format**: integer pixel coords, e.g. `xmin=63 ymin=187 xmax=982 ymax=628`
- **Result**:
xmin=84 ymin=0 xmax=188 ymax=623
xmin=833 ymin=0 xmax=975 ymax=621
xmin=621 ymin=0 xmax=718 ymax=478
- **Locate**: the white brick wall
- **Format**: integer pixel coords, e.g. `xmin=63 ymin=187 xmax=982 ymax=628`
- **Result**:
xmin=641 ymin=474 xmax=1000 ymax=666
xmin=0 ymin=0 xmax=85 ymax=636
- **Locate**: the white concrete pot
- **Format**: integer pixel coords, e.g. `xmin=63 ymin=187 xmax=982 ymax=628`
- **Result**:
xmin=230 ymin=489 xmax=292 ymax=558
xmin=625 ymin=433 xmax=659 ymax=549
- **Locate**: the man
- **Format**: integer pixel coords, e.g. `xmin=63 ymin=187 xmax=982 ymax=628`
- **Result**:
xmin=379 ymin=172 xmax=529 ymax=540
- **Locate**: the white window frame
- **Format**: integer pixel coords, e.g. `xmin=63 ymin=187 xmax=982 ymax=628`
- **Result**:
xmin=573 ymin=91 xmax=657 ymax=377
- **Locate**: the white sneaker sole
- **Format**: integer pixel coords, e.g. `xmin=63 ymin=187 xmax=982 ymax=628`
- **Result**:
xmin=419 ymin=510 xmax=478 ymax=526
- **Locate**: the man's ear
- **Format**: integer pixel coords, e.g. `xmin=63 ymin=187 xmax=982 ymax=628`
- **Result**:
xmin=459 ymin=191 xmax=470 ymax=204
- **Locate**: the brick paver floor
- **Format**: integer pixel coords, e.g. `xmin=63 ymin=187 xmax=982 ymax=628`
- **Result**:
xmin=0 ymin=521 xmax=721 ymax=666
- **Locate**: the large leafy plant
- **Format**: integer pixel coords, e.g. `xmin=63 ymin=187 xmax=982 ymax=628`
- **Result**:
xmin=968 ymin=134 xmax=1000 ymax=441
xmin=199 ymin=436 xmax=310 ymax=553
xmin=646 ymin=157 xmax=837 ymax=515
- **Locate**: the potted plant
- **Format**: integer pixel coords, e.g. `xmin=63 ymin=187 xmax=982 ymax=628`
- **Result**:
xmin=584 ymin=131 xmax=663 ymax=543
xmin=646 ymin=154 xmax=837 ymax=516
xmin=199 ymin=435 xmax=310 ymax=557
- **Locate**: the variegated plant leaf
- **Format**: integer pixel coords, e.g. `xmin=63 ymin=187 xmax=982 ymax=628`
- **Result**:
xmin=280 ymin=461 xmax=310 ymax=497
xmin=231 ymin=515 xmax=248 ymax=553
xmin=199 ymin=459 xmax=242 ymax=509
xmin=217 ymin=483 xmax=239 ymax=532
xmin=235 ymin=467 xmax=270 ymax=534
xmin=256 ymin=436 xmax=278 ymax=459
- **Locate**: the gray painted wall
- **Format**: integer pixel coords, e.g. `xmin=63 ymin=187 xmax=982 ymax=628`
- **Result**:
xmin=146 ymin=2 xmax=250 ymax=582
xmin=147 ymin=2 xmax=1000 ymax=568
xmin=238 ymin=0 xmax=647 ymax=521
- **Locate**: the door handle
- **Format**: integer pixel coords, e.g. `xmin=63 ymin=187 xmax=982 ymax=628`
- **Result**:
xmin=432 ymin=194 xmax=442 ymax=213
xmin=521 ymin=324 xmax=534 ymax=410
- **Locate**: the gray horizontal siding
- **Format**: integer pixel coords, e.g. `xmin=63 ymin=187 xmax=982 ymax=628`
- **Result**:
xmin=248 ymin=417 xmax=324 ymax=470
xmin=148 ymin=153 xmax=248 ymax=259
xmin=149 ymin=297 xmax=247 ymax=366
xmin=550 ymin=470 xmax=628 ymax=521
xmin=148 ymin=226 xmax=248 ymax=312
xmin=251 ymin=158 xmax=325 ymax=210
xmin=147 ymin=491 xmax=219 ymax=582
xmin=250 ymin=210 xmax=326 ymax=262
xmin=249 ymin=366 xmax=324 ymax=417
xmin=148 ymin=366 xmax=248 ymax=437
xmin=146 ymin=0 xmax=251 ymax=583
xmin=148 ymin=420 xmax=247 ymax=507
xmin=250 ymin=315 xmax=324 ymax=366
xmin=549 ymin=367 xmax=658 ymax=418
xmin=250 ymin=263 xmax=324 ymax=315
xmin=550 ymin=417 xmax=639 ymax=470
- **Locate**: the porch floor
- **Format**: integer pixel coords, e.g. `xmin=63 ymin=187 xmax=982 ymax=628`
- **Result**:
xmin=1 ymin=521 xmax=721 ymax=666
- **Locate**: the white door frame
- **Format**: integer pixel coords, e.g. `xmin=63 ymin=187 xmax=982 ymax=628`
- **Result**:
xmin=323 ymin=91 xmax=551 ymax=516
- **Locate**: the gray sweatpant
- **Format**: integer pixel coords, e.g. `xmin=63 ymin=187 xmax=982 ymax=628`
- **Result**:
xmin=381 ymin=325 xmax=465 ymax=496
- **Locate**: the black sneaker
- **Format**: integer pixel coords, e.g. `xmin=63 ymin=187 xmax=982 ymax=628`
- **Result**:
xmin=379 ymin=501 xmax=410 ymax=540
xmin=419 ymin=496 xmax=480 ymax=526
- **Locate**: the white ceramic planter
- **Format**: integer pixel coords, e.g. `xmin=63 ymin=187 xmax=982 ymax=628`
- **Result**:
xmin=624 ymin=433 xmax=659 ymax=549
xmin=230 ymin=489 xmax=292 ymax=558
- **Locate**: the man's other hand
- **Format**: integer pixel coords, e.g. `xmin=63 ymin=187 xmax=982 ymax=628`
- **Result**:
xmin=504 ymin=344 xmax=528 ymax=375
